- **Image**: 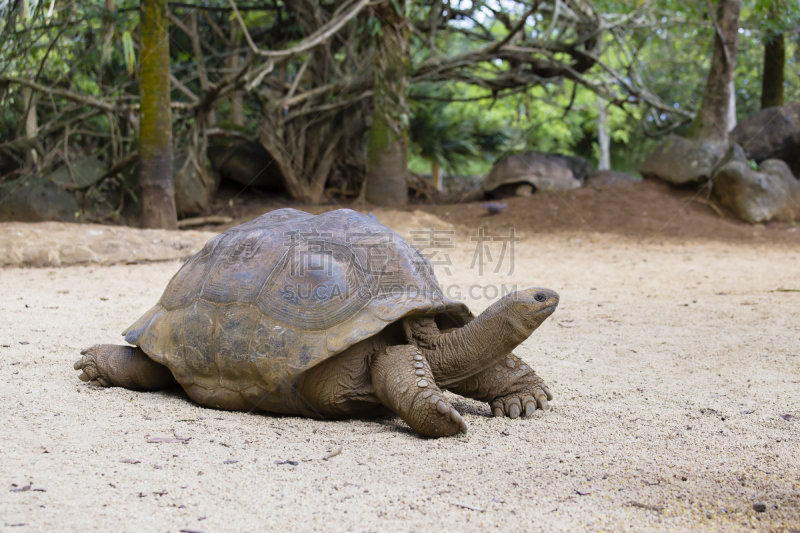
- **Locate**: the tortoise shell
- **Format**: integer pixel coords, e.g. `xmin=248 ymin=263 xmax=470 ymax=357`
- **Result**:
xmin=122 ymin=209 xmax=470 ymax=412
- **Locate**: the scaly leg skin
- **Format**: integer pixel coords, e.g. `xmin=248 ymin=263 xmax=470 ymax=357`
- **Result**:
xmin=371 ymin=345 xmax=468 ymax=438
xmin=446 ymin=352 xmax=553 ymax=419
xmin=74 ymin=344 xmax=176 ymax=391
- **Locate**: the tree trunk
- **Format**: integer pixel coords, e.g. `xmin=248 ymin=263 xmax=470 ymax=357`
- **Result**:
xmin=22 ymin=86 xmax=38 ymax=167
xmin=19 ymin=0 xmax=38 ymax=168
xmin=189 ymin=10 xmax=215 ymax=126
xmin=139 ymin=0 xmax=177 ymax=229
xmin=728 ymin=78 xmax=736 ymax=132
xmin=597 ymin=97 xmax=610 ymax=170
xmin=761 ymin=33 xmax=785 ymax=109
xmin=228 ymin=20 xmax=244 ymax=127
xmin=431 ymin=159 xmax=441 ymax=190
xmin=364 ymin=0 xmax=410 ymax=206
xmin=688 ymin=0 xmax=741 ymax=142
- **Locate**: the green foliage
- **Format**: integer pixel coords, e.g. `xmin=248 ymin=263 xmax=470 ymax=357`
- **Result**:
xmin=409 ymin=86 xmax=511 ymax=174
xmin=3 ymin=0 xmax=799 ymax=190
xmin=122 ymin=31 xmax=136 ymax=77
xmin=409 ymin=0 xmax=798 ymax=173
xmin=0 ymin=0 xmax=141 ymax=151
xmin=745 ymin=0 xmax=800 ymax=36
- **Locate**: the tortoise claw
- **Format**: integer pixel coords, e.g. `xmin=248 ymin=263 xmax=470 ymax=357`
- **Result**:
xmin=490 ymin=373 xmax=553 ymax=419
xmin=524 ymin=398 xmax=536 ymax=417
xmin=450 ymin=408 xmax=468 ymax=434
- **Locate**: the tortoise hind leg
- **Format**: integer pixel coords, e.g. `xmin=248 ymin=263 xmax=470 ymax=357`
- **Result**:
xmin=371 ymin=345 xmax=467 ymax=438
xmin=74 ymin=344 xmax=176 ymax=391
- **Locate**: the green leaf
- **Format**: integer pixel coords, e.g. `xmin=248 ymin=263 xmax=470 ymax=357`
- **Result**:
xmin=122 ymin=30 xmax=136 ymax=77
xmin=368 ymin=16 xmax=382 ymax=37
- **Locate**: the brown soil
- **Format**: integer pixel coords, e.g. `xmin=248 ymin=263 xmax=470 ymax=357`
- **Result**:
xmin=208 ymin=178 xmax=800 ymax=245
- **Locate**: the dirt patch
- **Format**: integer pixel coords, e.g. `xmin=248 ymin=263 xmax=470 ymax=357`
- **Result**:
xmin=428 ymin=179 xmax=800 ymax=244
xmin=1 ymin=232 xmax=799 ymax=531
xmin=207 ymin=178 xmax=800 ymax=246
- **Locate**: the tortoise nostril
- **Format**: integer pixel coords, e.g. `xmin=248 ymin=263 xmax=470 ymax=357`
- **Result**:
xmin=534 ymin=293 xmax=546 ymax=302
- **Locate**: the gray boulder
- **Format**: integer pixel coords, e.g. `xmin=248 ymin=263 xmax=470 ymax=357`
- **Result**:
xmin=174 ymin=146 xmax=219 ymax=217
xmin=640 ymin=135 xmax=728 ymax=185
xmin=730 ymin=103 xmax=800 ymax=177
xmin=207 ymin=139 xmax=285 ymax=192
xmin=482 ymin=151 xmax=581 ymax=198
xmin=51 ymin=157 xmax=107 ymax=188
xmin=0 ymin=175 xmax=80 ymax=222
xmin=714 ymin=159 xmax=800 ymax=223
xmin=584 ymin=170 xmax=639 ymax=188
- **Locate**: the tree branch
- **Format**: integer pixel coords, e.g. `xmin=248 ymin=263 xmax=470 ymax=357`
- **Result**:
xmin=229 ymin=0 xmax=370 ymax=60
xmin=0 ymin=76 xmax=123 ymax=113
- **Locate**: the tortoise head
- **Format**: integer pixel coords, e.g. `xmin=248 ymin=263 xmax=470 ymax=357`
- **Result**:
xmin=503 ymin=287 xmax=560 ymax=331
xmin=408 ymin=286 xmax=560 ymax=385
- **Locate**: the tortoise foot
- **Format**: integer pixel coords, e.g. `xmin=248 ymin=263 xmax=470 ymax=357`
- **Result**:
xmin=372 ymin=345 xmax=468 ymax=438
xmin=491 ymin=373 xmax=553 ymax=419
xmin=75 ymin=345 xmax=113 ymax=387
xmin=74 ymin=344 xmax=175 ymax=391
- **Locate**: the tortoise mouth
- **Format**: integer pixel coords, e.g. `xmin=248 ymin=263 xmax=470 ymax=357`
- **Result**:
xmin=533 ymin=305 xmax=557 ymax=317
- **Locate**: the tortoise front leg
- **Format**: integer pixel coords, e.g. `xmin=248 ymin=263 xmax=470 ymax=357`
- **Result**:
xmin=74 ymin=344 xmax=176 ymax=391
xmin=445 ymin=352 xmax=552 ymax=418
xmin=371 ymin=345 xmax=467 ymax=437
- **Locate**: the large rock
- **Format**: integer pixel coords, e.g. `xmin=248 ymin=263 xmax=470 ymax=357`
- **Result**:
xmin=207 ymin=139 xmax=285 ymax=192
xmin=482 ymin=151 xmax=581 ymax=198
xmin=51 ymin=157 xmax=107 ymax=188
xmin=714 ymin=159 xmax=800 ymax=223
xmin=640 ymin=135 xmax=728 ymax=185
xmin=174 ymin=146 xmax=219 ymax=217
xmin=0 ymin=175 xmax=80 ymax=222
xmin=730 ymin=103 xmax=800 ymax=177
xmin=584 ymin=170 xmax=639 ymax=188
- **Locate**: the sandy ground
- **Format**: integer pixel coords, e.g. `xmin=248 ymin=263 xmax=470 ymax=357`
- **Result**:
xmin=1 ymin=215 xmax=799 ymax=532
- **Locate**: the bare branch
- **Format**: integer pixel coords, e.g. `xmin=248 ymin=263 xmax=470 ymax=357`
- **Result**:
xmin=287 ymin=89 xmax=373 ymax=120
xmin=170 ymin=73 xmax=200 ymax=102
xmin=0 ymin=76 xmax=123 ymax=113
xmin=229 ymin=0 xmax=370 ymax=60
xmin=487 ymin=2 xmax=541 ymax=54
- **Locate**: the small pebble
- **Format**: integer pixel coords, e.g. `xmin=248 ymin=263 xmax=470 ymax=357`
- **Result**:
xmin=753 ymin=502 xmax=766 ymax=513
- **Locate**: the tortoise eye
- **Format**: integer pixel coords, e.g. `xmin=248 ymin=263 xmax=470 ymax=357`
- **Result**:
xmin=534 ymin=293 xmax=546 ymax=302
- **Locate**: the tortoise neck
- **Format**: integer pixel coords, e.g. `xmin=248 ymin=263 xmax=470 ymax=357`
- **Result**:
xmin=413 ymin=297 xmax=540 ymax=386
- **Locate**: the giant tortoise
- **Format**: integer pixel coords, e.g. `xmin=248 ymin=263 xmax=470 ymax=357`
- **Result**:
xmin=74 ymin=208 xmax=558 ymax=437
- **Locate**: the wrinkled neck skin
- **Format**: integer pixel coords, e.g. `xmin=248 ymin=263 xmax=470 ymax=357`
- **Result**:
xmin=408 ymin=292 xmax=556 ymax=387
